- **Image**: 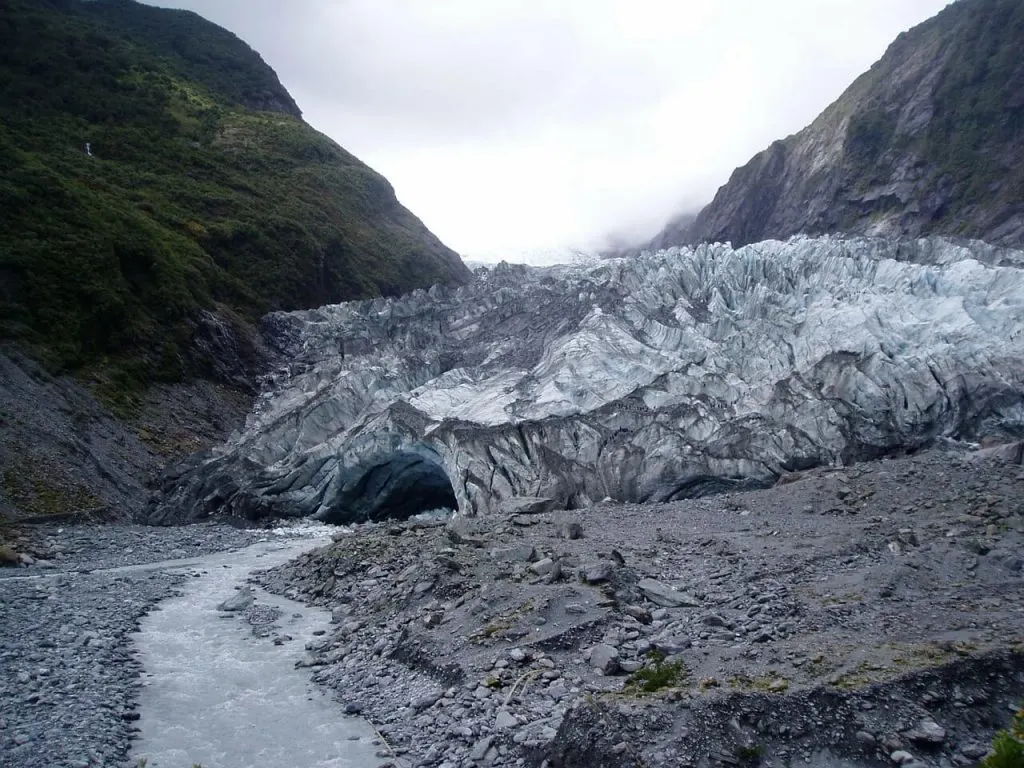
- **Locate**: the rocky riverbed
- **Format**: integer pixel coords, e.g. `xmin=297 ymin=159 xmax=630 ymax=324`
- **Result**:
xmin=0 ymin=524 xmax=278 ymax=768
xmin=1 ymin=443 xmax=1022 ymax=768
xmin=0 ymin=567 xmax=184 ymax=768
xmin=256 ymin=443 xmax=1024 ymax=768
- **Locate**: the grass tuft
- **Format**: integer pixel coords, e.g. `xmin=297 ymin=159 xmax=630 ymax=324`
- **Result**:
xmin=626 ymin=650 xmax=688 ymax=693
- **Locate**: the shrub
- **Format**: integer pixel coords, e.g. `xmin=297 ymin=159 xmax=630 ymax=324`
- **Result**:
xmin=983 ymin=706 xmax=1024 ymax=768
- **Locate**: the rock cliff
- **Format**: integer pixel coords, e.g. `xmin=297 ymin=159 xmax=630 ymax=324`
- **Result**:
xmin=145 ymin=236 xmax=1024 ymax=525
xmin=650 ymin=0 xmax=1024 ymax=250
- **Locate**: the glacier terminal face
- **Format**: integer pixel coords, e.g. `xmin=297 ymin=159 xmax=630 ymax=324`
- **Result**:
xmin=146 ymin=237 xmax=1024 ymax=525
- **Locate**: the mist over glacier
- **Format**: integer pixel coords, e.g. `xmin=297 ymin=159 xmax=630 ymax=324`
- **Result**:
xmin=147 ymin=236 xmax=1024 ymax=525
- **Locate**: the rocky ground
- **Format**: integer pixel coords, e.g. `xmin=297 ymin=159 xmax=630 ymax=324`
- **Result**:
xmin=0 ymin=443 xmax=1021 ymax=768
xmin=0 ymin=524 xmax=265 ymax=768
xmin=1 ymin=521 xmax=266 ymax=572
xmin=255 ymin=442 xmax=1024 ymax=768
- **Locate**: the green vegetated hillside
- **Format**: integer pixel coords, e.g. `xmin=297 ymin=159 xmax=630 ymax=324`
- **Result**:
xmin=647 ymin=0 xmax=1024 ymax=250
xmin=0 ymin=0 xmax=471 ymax=391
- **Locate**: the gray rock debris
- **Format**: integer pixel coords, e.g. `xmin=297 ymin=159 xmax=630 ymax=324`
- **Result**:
xmin=491 ymin=544 xmax=536 ymax=563
xmin=589 ymin=644 xmax=620 ymax=675
xmin=249 ymin=445 xmax=1024 ymax=768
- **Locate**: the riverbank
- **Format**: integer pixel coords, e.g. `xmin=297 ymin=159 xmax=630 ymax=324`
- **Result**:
xmin=0 ymin=523 xmax=305 ymax=767
xmin=2 ymin=444 xmax=1022 ymax=767
xmin=0 ymin=562 xmax=186 ymax=767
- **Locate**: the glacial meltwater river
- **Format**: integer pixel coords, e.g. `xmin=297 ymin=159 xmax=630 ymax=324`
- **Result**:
xmin=130 ymin=530 xmax=386 ymax=768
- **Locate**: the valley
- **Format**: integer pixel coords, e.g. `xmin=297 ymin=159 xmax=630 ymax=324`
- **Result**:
xmin=2 ymin=0 xmax=1023 ymax=766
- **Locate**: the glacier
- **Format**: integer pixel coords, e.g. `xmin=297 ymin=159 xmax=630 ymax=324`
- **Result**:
xmin=145 ymin=236 xmax=1024 ymax=525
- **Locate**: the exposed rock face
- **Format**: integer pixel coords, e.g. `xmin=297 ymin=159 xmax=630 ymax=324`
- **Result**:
xmin=0 ymin=350 xmax=255 ymax=524
xmin=643 ymin=211 xmax=697 ymax=254
xmin=649 ymin=0 xmax=1024 ymax=250
xmin=145 ymin=236 xmax=1024 ymax=525
xmin=187 ymin=310 xmax=276 ymax=394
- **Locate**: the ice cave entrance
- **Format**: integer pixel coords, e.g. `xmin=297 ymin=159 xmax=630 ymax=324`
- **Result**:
xmin=316 ymin=447 xmax=457 ymax=524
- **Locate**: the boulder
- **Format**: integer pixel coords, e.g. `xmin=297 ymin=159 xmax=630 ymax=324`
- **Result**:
xmin=906 ymin=720 xmax=946 ymax=746
xmin=589 ymin=644 xmax=620 ymax=675
xmin=637 ymin=578 xmax=701 ymax=608
xmin=556 ymin=521 xmax=584 ymax=539
xmin=217 ymin=587 xmax=254 ymax=612
xmin=581 ymin=562 xmax=614 ymax=584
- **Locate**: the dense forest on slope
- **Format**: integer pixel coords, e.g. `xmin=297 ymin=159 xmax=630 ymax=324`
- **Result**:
xmin=0 ymin=0 xmax=470 ymax=396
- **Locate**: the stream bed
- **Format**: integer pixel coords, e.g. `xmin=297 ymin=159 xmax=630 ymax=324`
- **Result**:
xmin=130 ymin=531 xmax=387 ymax=768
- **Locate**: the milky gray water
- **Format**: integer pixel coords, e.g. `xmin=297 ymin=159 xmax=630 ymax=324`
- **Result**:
xmin=130 ymin=531 xmax=386 ymax=768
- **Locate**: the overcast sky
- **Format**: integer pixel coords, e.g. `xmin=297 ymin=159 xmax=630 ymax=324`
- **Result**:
xmin=143 ymin=0 xmax=951 ymax=262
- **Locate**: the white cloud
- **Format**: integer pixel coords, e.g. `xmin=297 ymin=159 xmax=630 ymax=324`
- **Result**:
xmin=142 ymin=0 xmax=952 ymax=261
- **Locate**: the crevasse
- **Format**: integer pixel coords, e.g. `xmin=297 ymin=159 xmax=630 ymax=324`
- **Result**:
xmin=147 ymin=236 xmax=1024 ymax=525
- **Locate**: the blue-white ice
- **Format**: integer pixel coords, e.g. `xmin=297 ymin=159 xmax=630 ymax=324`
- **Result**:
xmin=152 ymin=235 xmax=1024 ymax=520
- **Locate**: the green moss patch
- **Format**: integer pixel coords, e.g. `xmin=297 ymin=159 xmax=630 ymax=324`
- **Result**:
xmin=2 ymin=456 xmax=101 ymax=518
xmin=626 ymin=651 xmax=688 ymax=694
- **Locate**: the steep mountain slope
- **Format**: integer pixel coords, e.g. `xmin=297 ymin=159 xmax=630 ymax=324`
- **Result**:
xmin=0 ymin=0 xmax=470 ymax=523
xmin=651 ymin=0 xmax=1024 ymax=250
xmin=0 ymin=0 xmax=470 ymax=389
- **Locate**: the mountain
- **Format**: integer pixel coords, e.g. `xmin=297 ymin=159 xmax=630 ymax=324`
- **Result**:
xmin=648 ymin=0 xmax=1024 ymax=250
xmin=641 ymin=210 xmax=697 ymax=253
xmin=0 ymin=0 xmax=471 ymax=523
xmin=0 ymin=0 xmax=470 ymax=397
xmin=466 ymin=246 xmax=598 ymax=267
xmin=145 ymin=236 xmax=1024 ymax=525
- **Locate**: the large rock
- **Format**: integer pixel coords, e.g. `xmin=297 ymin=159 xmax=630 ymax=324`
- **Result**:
xmin=589 ymin=644 xmax=620 ymax=675
xmin=217 ymin=587 xmax=254 ymax=612
xmin=143 ymin=237 xmax=1024 ymax=525
xmin=906 ymin=720 xmax=947 ymax=746
xmin=637 ymin=579 xmax=701 ymax=608
xmin=491 ymin=544 xmax=537 ymax=563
